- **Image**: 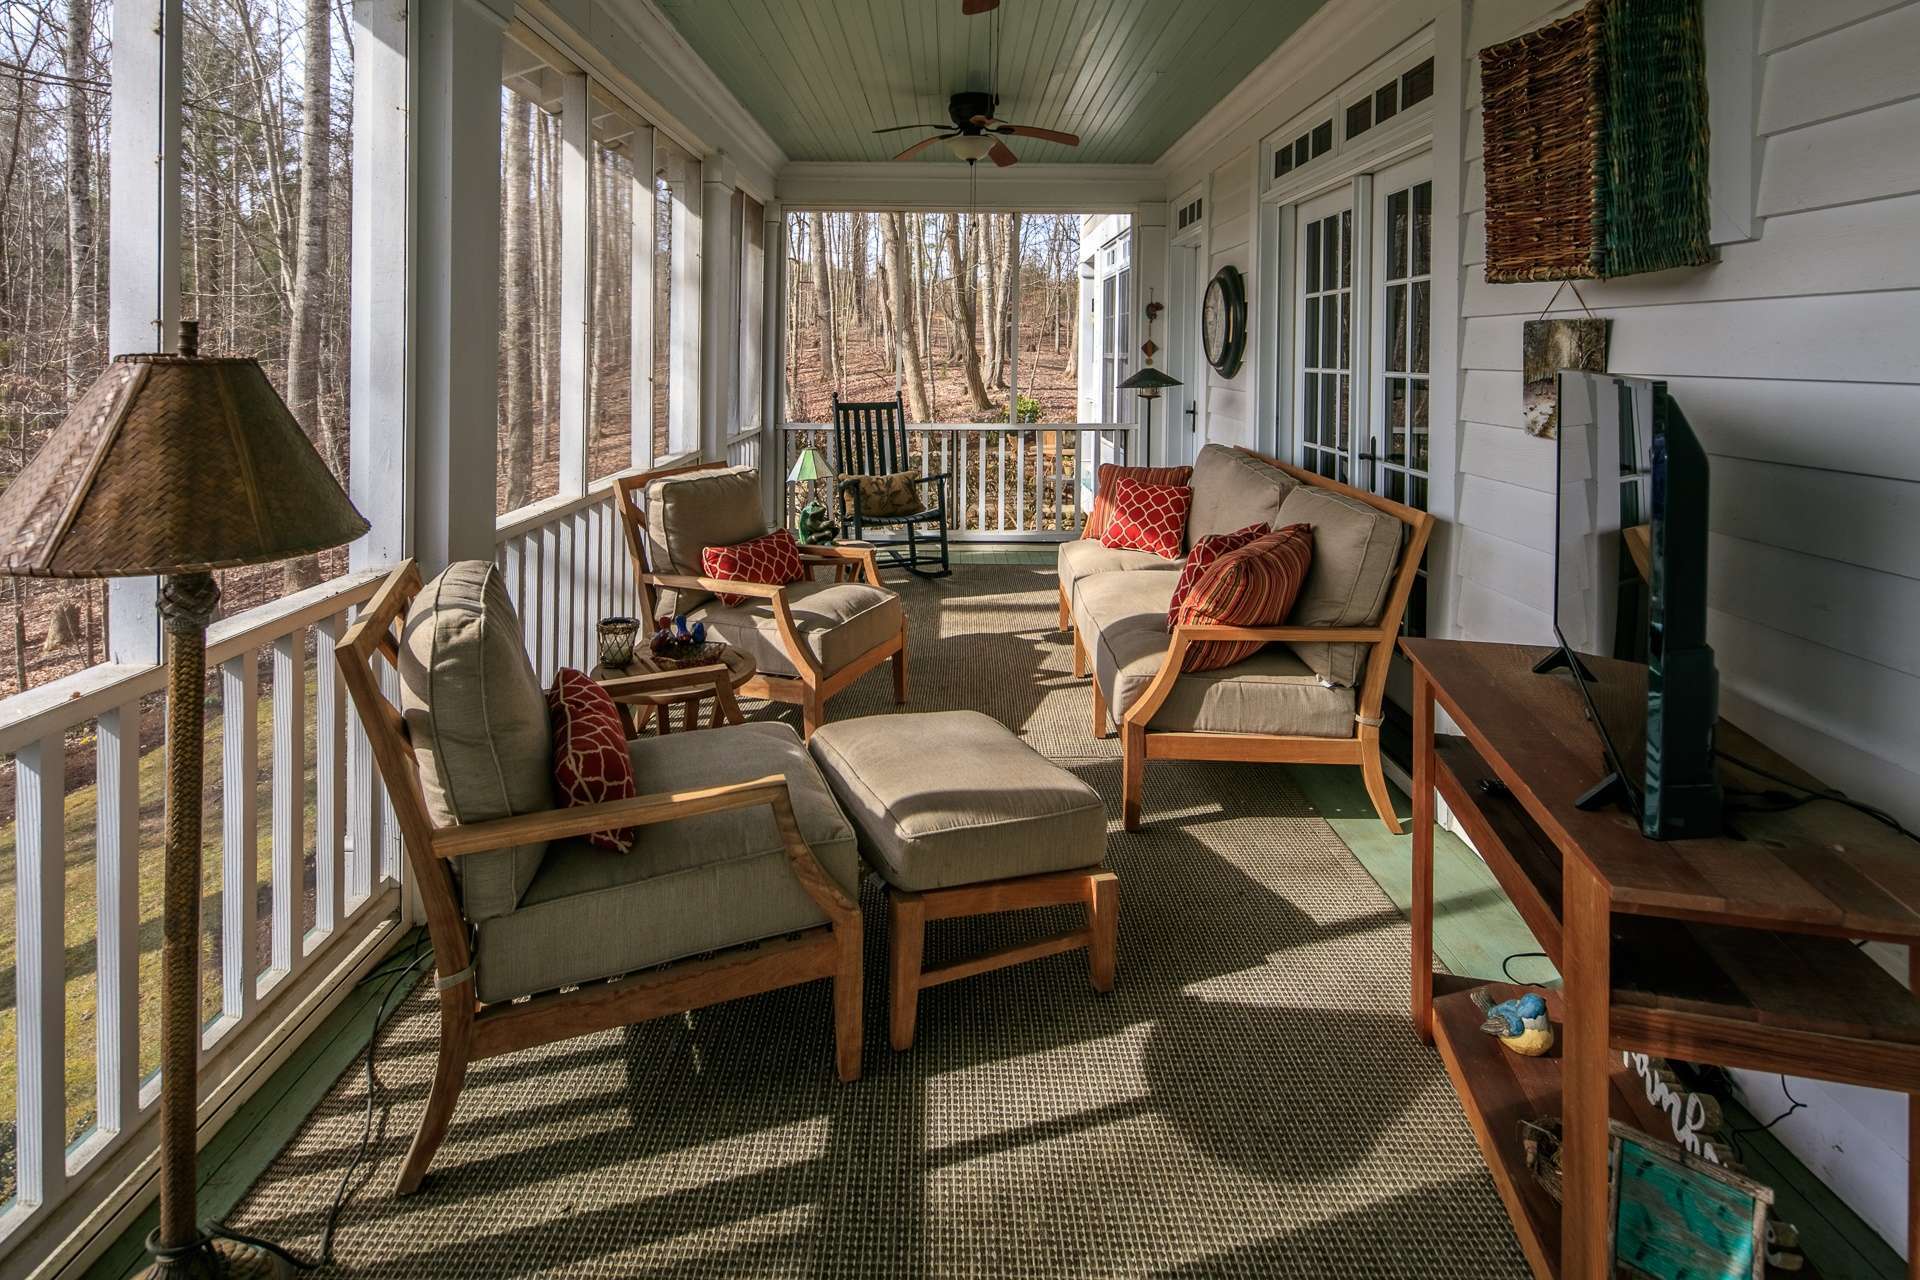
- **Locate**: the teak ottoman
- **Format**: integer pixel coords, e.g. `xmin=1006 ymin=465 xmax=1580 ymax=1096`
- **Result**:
xmin=808 ymin=710 xmax=1116 ymax=1050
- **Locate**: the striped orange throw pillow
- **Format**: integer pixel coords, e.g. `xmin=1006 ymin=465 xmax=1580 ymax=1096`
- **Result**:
xmin=1174 ymin=523 xmax=1315 ymax=672
xmin=1084 ymin=463 xmax=1192 ymax=540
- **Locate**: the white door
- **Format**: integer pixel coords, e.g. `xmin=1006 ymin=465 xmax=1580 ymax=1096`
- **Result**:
xmin=1292 ymin=186 xmax=1356 ymax=483
xmin=1167 ymin=242 xmax=1203 ymax=465
xmin=1367 ymin=153 xmax=1433 ymax=635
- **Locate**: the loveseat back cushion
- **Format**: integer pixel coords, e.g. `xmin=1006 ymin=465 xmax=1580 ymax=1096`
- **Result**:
xmin=645 ymin=465 xmax=767 ymax=616
xmin=1187 ymin=445 xmax=1299 ymax=545
xmin=400 ymin=560 xmax=553 ymax=921
xmin=1083 ymin=463 xmax=1192 ymax=540
xmin=1275 ymin=485 xmax=1405 ymax=687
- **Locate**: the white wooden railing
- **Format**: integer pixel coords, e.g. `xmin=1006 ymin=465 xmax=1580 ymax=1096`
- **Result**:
xmin=778 ymin=423 xmax=1135 ymax=541
xmin=0 ymin=570 xmax=403 ymax=1270
xmin=725 ymin=429 xmax=761 ymax=470
xmin=495 ymin=478 xmax=645 ymax=687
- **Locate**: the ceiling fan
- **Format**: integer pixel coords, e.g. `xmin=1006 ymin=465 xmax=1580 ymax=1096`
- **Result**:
xmin=874 ymin=91 xmax=1080 ymax=167
xmin=960 ymin=0 xmax=999 ymax=12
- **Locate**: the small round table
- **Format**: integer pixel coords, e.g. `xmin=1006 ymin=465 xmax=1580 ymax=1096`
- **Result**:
xmin=592 ymin=645 xmax=758 ymax=735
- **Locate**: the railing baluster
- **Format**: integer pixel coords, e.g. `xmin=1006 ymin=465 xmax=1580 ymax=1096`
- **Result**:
xmin=976 ymin=433 xmax=987 ymax=530
xmin=1015 ymin=431 xmax=1026 ymax=533
xmin=346 ymin=661 xmax=377 ymax=914
xmin=96 ymin=702 xmax=140 ymax=1142
xmin=315 ymin=613 xmax=347 ymax=947
xmin=268 ymin=632 xmax=305 ymax=991
xmin=997 ymin=431 xmax=1007 ymax=532
xmin=221 ymin=651 xmax=260 ymax=1030
xmin=15 ymin=732 xmax=67 ymax=1209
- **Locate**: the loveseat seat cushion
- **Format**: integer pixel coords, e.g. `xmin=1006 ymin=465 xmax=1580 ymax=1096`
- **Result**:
xmin=1076 ymin=569 xmax=1355 ymax=738
xmin=688 ymin=577 xmax=901 ymax=680
xmin=1056 ymin=537 xmax=1183 ymax=614
xmin=473 ymin=721 xmax=860 ymax=1003
xmin=1274 ymin=485 xmax=1405 ymax=687
xmin=645 ymin=465 xmax=767 ymax=616
xmin=1187 ymin=444 xmax=1299 ymax=545
xmin=399 ymin=560 xmax=552 ymax=922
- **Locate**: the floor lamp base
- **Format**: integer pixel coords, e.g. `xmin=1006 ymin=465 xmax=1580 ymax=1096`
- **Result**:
xmin=142 ymin=1229 xmax=292 ymax=1278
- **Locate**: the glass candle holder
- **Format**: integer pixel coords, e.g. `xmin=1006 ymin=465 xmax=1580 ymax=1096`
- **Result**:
xmin=597 ymin=616 xmax=641 ymax=668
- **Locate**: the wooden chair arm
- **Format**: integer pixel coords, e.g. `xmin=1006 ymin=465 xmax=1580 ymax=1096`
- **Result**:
xmin=433 ymin=774 xmax=792 ymax=859
xmin=797 ymin=542 xmax=882 ymax=587
xmin=595 ymin=663 xmax=729 ymax=698
xmin=641 ymin=571 xmax=786 ymax=602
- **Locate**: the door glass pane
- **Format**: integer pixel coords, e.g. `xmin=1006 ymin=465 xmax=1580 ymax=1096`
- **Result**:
xmin=1412 ymin=281 xmax=1430 ymax=374
xmin=1340 ymin=210 xmax=1352 ymax=287
xmin=1412 ymin=181 xmax=1432 ymax=275
xmin=1306 ymin=221 xmax=1321 ymax=291
xmin=1387 ymin=284 xmax=1407 ymax=371
xmin=1388 ymin=378 xmax=1407 ymax=462
xmin=1387 ymin=189 xmax=1409 ymax=278
xmin=1322 ymin=220 xmax=1338 ymax=291
xmin=1411 ymin=383 xmax=1429 ymax=470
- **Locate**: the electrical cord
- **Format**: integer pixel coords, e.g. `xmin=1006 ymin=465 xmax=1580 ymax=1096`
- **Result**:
xmin=1500 ymin=950 xmax=1552 ymax=984
xmin=1718 ymin=750 xmax=1916 ymax=841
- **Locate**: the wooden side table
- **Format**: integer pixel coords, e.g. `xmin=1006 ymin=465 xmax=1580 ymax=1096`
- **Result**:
xmin=1401 ymin=638 xmax=1920 ymax=1280
xmin=593 ymin=645 xmax=757 ymax=735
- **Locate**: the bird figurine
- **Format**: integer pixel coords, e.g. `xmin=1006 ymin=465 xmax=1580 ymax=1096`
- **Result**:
xmin=1471 ymin=989 xmax=1555 ymax=1056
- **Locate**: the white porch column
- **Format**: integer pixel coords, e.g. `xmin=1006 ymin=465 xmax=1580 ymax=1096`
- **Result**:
xmin=761 ymin=199 xmax=786 ymax=524
xmin=349 ymin=0 xmax=411 ymax=570
xmin=558 ymin=71 xmax=591 ymax=497
xmin=700 ymin=157 xmax=738 ymax=461
xmin=104 ymin=0 xmax=183 ymax=663
xmin=666 ymin=146 xmax=701 ymax=458
xmin=412 ymin=0 xmax=511 ymax=572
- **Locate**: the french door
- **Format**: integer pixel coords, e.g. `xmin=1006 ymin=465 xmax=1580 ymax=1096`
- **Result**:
xmin=1293 ymin=188 xmax=1355 ymax=483
xmin=1368 ymin=154 xmax=1433 ymax=634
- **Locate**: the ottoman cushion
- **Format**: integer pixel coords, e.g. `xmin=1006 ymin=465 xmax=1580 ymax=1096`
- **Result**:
xmin=809 ymin=710 xmax=1106 ymax=892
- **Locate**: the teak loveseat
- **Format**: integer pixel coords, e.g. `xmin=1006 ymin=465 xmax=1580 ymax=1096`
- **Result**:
xmin=1061 ymin=444 xmax=1433 ymax=834
xmin=615 ymin=462 xmax=908 ymax=736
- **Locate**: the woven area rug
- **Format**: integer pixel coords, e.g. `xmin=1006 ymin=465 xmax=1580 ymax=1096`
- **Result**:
xmin=227 ymin=563 xmax=1528 ymax=1278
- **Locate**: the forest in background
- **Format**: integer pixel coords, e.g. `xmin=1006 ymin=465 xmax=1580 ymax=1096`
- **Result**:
xmin=782 ymin=210 xmax=1089 ymax=427
xmin=1 ymin=0 xmax=352 ymax=697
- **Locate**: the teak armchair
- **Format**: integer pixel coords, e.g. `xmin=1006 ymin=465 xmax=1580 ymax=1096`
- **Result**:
xmin=614 ymin=462 xmax=907 ymax=736
xmin=335 ymin=560 xmax=863 ymax=1194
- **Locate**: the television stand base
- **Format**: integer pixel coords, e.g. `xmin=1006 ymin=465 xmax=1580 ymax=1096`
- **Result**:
xmin=1530 ymin=645 xmax=1596 ymax=682
xmin=1574 ymin=769 xmax=1633 ymax=814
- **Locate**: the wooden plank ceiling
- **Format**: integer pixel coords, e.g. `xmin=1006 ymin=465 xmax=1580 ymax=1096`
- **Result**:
xmin=655 ymin=0 xmax=1330 ymax=165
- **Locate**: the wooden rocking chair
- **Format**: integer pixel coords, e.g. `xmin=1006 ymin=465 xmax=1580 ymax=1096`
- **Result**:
xmin=832 ymin=394 xmax=951 ymax=579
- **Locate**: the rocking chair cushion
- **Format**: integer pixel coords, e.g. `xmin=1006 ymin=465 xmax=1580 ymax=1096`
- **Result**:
xmin=843 ymin=470 xmax=922 ymax=518
xmin=400 ymin=561 xmax=553 ymax=922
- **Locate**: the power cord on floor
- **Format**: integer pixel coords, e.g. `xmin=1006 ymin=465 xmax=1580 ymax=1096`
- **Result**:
xmin=1500 ymin=950 xmax=1552 ymax=984
xmin=1719 ymin=750 xmax=1916 ymax=842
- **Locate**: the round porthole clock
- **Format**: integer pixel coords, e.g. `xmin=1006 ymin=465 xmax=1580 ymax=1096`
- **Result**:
xmin=1201 ymin=265 xmax=1247 ymax=379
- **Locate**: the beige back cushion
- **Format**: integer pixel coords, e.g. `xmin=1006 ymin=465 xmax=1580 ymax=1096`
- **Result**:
xmin=1276 ymin=485 xmax=1405 ymax=687
xmin=399 ymin=561 xmax=553 ymax=921
xmin=645 ymin=466 xmax=768 ymax=616
xmin=1188 ymin=445 xmax=1299 ymax=545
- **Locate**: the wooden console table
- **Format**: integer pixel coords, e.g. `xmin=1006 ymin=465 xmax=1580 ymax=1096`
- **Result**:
xmin=1401 ymin=638 xmax=1920 ymax=1280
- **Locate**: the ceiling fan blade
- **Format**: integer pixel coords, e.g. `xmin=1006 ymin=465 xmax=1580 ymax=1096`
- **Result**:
xmin=969 ymin=114 xmax=998 ymax=128
xmin=988 ymin=140 xmax=1019 ymax=168
xmin=961 ymin=0 xmax=999 ymax=14
xmin=873 ymin=123 xmax=951 ymax=134
xmin=994 ymin=125 xmax=1081 ymax=147
xmin=893 ymin=133 xmax=956 ymax=161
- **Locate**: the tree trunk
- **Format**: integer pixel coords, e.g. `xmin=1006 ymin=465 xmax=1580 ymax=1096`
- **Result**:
xmin=63 ymin=0 xmax=95 ymax=398
xmin=997 ymin=214 xmax=1021 ymax=390
xmin=849 ymin=210 xmax=868 ymax=326
xmin=941 ymin=215 xmax=993 ymax=413
xmin=807 ymin=210 xmax=839 ymax=388
xmin=502 ymin=97 xmax=536 ymax=510
xmin=880 ymin=212 xmax=930 ymax=421
xmin=283 ymin=0 xmax=334 ymax=591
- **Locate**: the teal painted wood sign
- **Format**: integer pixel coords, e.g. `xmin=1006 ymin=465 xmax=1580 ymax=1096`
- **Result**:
xmin=1608 ymin=1121 xmax=1772 ymax=1280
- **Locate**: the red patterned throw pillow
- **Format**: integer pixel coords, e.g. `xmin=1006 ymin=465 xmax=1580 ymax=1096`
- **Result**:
xmin=1100 ymin=477 xmax=1191 ymax=559
xmin=547 ymin=667 xmax=637 ymax=852
xmin=701 ymin=528 xmax=804 ymax=606
xmin=1174 ymin=523 xmax=1315 ymax=672
xmin=1084 ymin=463 xmax=1192 ymax=540
xmin=1167 ymin=522 xmax=1270 ymax=625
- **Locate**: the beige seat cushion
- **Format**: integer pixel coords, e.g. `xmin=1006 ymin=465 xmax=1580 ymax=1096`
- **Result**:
xmin=689 ymin=577 xmax=901 ymax=679
xmin=1057 ymin=537 xmax=1183 ymax=615
xmin=1187 ymin=444 xmax=1299 ymax=545
xmin=1275 ymin=485 xmax=1406 ymax=687
xmin=809 ymin=710 xmax=1106 ymax=893
xmin=645 ymin=465 xmax=767 ymax=615
xmin=474 ymin=722 xmax=860 ymax=1003
xmin=1075 ymin=569 xmax=1356 ymax=739
xmin=399 ymin=561 xmax=552 ymax=922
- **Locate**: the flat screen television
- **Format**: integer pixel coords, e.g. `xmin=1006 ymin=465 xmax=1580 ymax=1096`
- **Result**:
xmin=1540 ymin=373 xmax=1723 ymax=840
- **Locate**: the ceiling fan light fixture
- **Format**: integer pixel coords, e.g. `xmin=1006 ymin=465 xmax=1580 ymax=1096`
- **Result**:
xmin=946 ymin=134 xmax=995 ymax=163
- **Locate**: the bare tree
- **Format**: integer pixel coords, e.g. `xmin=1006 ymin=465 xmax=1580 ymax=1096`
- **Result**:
xmin=880 ymin=211 xmax=930 ymax=420
xmin=501 ymin=95 xmax=535 ymax=510
xmin=63 ymin=0 xmax=95 ymax=397
xmin=939 ymin=214 xmax=992 ymax=413
xmin=808 ymin=209 xmax=839 ymax=388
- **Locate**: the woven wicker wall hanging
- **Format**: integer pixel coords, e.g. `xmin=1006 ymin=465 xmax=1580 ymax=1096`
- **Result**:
xmin=1480 ymin=0 xmax=1712 ymax=282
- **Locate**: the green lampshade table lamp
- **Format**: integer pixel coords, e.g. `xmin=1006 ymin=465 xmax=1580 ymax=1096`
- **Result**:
xmin=787 ymin=445 xmax=837 ymax=545
xmin=0 ymin=320 xmax=368 ymax=1278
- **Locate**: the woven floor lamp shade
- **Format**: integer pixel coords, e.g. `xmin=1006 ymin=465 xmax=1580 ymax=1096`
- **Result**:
xmin=0 ymin=322 xmax=366 ymax=1278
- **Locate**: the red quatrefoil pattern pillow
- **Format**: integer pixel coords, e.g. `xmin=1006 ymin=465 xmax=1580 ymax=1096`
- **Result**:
xmin=701 ymin=528 xmax=805 ymax=606
xmin=547 ymin=667 xmax=637 ymax=852
xmin=1099 ymin=477 xmax=1192 ymax=560
xmin=1166 ymin=522 xmax=1271 ymax=626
